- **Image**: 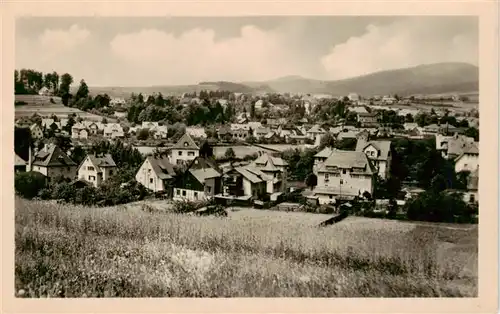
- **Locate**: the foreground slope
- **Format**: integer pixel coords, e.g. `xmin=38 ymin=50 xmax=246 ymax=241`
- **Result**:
xmin=15 ymin=198 xmax=477 ymax=297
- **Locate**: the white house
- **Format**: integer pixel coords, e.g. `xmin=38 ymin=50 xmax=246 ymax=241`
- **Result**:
xmin=71 ymin=122 xmax=88 ymax=139
xmin=347 ymin=93 xmax=360 ymax=102
xmin=104 ymin=123 xmax=125 ymax=139
xmin=30 ymin=124 xmax=44 ymax=139
xmin=186 ymin=126 xmax=207 ymax=139
xmin=306 ymin=124 xmax=326 ymax=141
xmin=312 ymin=149 xmax=375 ymax=204
xmin=170 ymin=133 xmax=200 ymax=165
xmin=77 ymin=154 xmax=117 ymax=187
xmin=38 ymin=86 xmax=51 ymax=96
xmin=135 ymin=155 xmax=177 ymax=193
xmin=355 ymin=135 xmax=392 ymax=179
xmin=454 ymin=143 xmax=479 ymax=173
xmin=251 ymin=153 xmax=289 ymax=195
xmin=152 ymin=125 xmax=169 ymax=139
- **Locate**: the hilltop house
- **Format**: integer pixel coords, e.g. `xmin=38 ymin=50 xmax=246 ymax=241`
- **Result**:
xmin=173 ymin=157 xmax=222 ymax=202
xmin=170 ymin=133 xmax=200 ymax=165
xmin=30 ymin=124 xmax=44 ymax=139
xmin=77 ymin=154 xmax=117 ymax=187
xmin=355 ymin=135 xmax=392 ymax=179
xmin=30 ymin=144 xmax=78 ymax=182
xmin=135 ymin=155 xmax=177 ymax=194
xmin=312 ymin=149 xmax=376 ymax=204
xmin=15 ymin=153 xmax=27 ymax=173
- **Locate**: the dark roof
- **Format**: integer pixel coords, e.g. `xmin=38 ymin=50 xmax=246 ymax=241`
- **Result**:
xmin=78 ymin=154 xmax=117 ymax=173
xmin=147 ymin=156 xmax=176 ymax=179
xmin=318 ymin=150 xmax=375 ymax=175
xmin=172 ymin=133 xmax=199 ymax=150
xmin=32 ymin=145 xmax=77 ymax=167
xmin=186 ymin=156 xmax=222 ymax=182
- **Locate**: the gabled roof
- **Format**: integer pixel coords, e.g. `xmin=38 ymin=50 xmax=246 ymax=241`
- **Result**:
xmin=15 ymin=153 xmax=26 ymax=166
xmin=357 ymin=140 xmax=392 ymax=161
xmin=32 ymin=144 xmax=77 ymax=167
xmin=147 ymin=156 xmax=176 ymax=180
xmin=315 ymin=147 xmax=333 ymax=158
xmin=307 ymin=124 xmax=326 ymax=133
xmin=172 ymin=133 xmax=199 ymax=150
xmin=253 ymin=153 xmax=288 ymax=168
xmin=79 ymin=154 xmax=117 ymax=173
xmin=234 ymin=166 xmax=265 ymax=183
xmin=318 ymin=150 xmax=374 ymax=175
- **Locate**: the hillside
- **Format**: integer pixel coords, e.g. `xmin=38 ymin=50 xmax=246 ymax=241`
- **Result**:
xmin=15 ymin=198 xmax=477 ymax=297
xmin=86 ymin=62 xmax=478 ymax=98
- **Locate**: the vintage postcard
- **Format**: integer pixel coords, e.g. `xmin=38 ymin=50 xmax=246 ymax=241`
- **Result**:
xmin=1 ymin=0 xmax=498 ymax=313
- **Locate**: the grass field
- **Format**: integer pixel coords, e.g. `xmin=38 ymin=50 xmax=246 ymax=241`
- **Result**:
xmin=15 ymin=198 xmax=478 ymax=297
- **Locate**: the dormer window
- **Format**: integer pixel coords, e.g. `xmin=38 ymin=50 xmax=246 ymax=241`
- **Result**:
xmin=184 ymin=142 xmax=188 ymax=147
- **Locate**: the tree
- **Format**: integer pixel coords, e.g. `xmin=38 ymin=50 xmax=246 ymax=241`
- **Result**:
xmin=199 ymin=141 xmax=214 ymax=158
xmin=15 ymin=127 xmax=34 ymax=161
xmin=246 ymin=135 xmax=256 ymax=144
xmin=59 ymin=73 xmax=73 ymax=95
xmin=305 ymin=173 xmax=317 ymax=190
xmin=101 ymin=117 xmax=108 ymax=124
xmin=52 ymin=135 xmax=72 ymax=153
xmin=465 ymin=127 xmax=479 ymax=141
xmin=319 ymin=132 xmax=336 ymax=149
xmin=137 ymin=128 xmax=150 ymax=140
xmin=224 ymin=147 xmax=236 ymax=160
xmin=15 ymin=171 xmax=47 ymax=199
xmin=70 ymin=145 xmax=87 ymax=165
xmin=75 ymin=79 xmax=89 ymax=101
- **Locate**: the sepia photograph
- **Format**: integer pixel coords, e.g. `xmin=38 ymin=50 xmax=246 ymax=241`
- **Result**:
xmin=5 ymin=5 xmax=495 ymax=306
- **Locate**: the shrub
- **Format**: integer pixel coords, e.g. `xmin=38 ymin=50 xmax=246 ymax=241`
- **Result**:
xmin=15 ymin=172 xmax=47 ymax=199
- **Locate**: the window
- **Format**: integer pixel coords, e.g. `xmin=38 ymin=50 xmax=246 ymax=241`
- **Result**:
xmin=343 ymin=169 xmax=347 ymax=174
xmin=176 ymin=189 xmax=180 ymax=195
xmin=324 ymin=173 xmax=330 ymax=182
xmin=89 ymin=175 xmax=96 ymax=181
xmin=470 ymin=194 xmax=475 ymax=203
xmin=182 ymin=190 xmax=186 ymax=196
xmin=87 ymin=166 xmax=95 ymax=171
xmin=109 ymin=170 xmax=113 ymax=175
xmin=150 ymin=178 xmax=153 ymax=183
xmin=194 ymin=192 xmax=198 ymax=199
xmin=188 ymin=151 xmax=195 ymax=156
xmin=178 ymin=151 xmax=182 ymax=156
xmin=207 ymin=186 xmax=212 ymax=193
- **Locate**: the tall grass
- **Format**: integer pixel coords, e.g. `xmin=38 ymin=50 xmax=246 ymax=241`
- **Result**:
xmin=15 ymin=198 xmax=477 ymax=297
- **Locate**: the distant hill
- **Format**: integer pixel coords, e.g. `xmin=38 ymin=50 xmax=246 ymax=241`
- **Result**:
xmin=87 ymin=62 xmax=478 ymax=98
xmin=254 ymin=62 xmax=479 ymax=96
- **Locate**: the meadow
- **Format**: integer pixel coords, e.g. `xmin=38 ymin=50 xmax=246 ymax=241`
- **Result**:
xmin=15 ymin=95 xmax=106 ymax=120
xmin=15 ymin=198 xmax=478 ymax=298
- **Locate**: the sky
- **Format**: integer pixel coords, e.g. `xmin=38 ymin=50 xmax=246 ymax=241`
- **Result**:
xmin=15 ymin=16 xmax=478 ymax=87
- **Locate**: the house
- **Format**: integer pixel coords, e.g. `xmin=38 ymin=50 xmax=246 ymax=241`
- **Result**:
xmin=152 ymin=125 xmax=169 ymax=139
xmin=403 ymin=122 xmax=419 ymax=131
xmin=170 ymin=133 xmax=200 ymax=165
xmin=30 ymin=124 xmax=44 ymax=139
xmin=422 ymin=124 xmax=440 ymax=135
xmin=217 ymin=164 xmax=267 ymax=201
xmin=251 ymin=153 xmax=288 ymax=195
xmin=142 ymin=121 xmax=160 ymax=129
xmin=77 ymin=154 xmax=117 ymax=187
xmin=357 ymin=112 xmax=379 ymax=127
xmin=348 ymin=106 xmax=368 ymax=115
xmin=464 ymin=168 xmax=479 ymax=204
xmin=454 ymin=143 xmax=479 ymax=173
xmin=336 ymin=130 xmax=359 ymax=141
xmin=312 ymin=149 xmax=376 ymax=204
xmin=355 ymin=135 xmax=392 ymax=179
xmin=231 ymin=128 xmax=250 ymax=140
xmin=42 ymin=118 xmax=58 ymax=130
xmin=135 ymin=155 xmax=177 ymax=194
xmin=110 ymin=98 xmax=126 ymax=106
xmin=306 ymin=124 xmax=326 ymax=140
xmin=313 ymin=147 xmax=334 ymax=174
xmin=217 ymin=125 xmax=232 ymax=140
xmin=186 ymin=126 xmax=207 ymax=139
xmin=38 ymin=86 xmax=51 ymax=96
xmin=347 ymin=93 xmax=360 ymax=102
xmin=15 ymin=153 xmax=27 ymax=173
xmin=382 ymin=96 xmax=397 ymax=104
xmin=71 ymin=122 xmax=87 ymax=139
xmin=173 ymin=157 xmax=222 ymax=202
xmin=254 ymin=127 xmax=271 ymax=138
xmin=83 ymin=121 xmax=104 ymax=134
xmin=104 ymin=123 xmax=125 ymax=139
xmin=437 ymin=133 xmax=476 ymax=160
xmin=30 ymin=144 xmax=78 ymax=182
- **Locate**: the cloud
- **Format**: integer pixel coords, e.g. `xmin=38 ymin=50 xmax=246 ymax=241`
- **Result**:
xmin=320 ymin=17 xmax=478 ymax=80
xmin=16 ymin=24 xmax=91 ymax=77
xmin=109 ymin=25 xmax=312 ymax=85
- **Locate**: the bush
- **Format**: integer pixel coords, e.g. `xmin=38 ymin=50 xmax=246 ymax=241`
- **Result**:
xmin=405 ymin=191 xmax=475 ymax=223
xmin=15 ymin=172 xmax=47 ymax=199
